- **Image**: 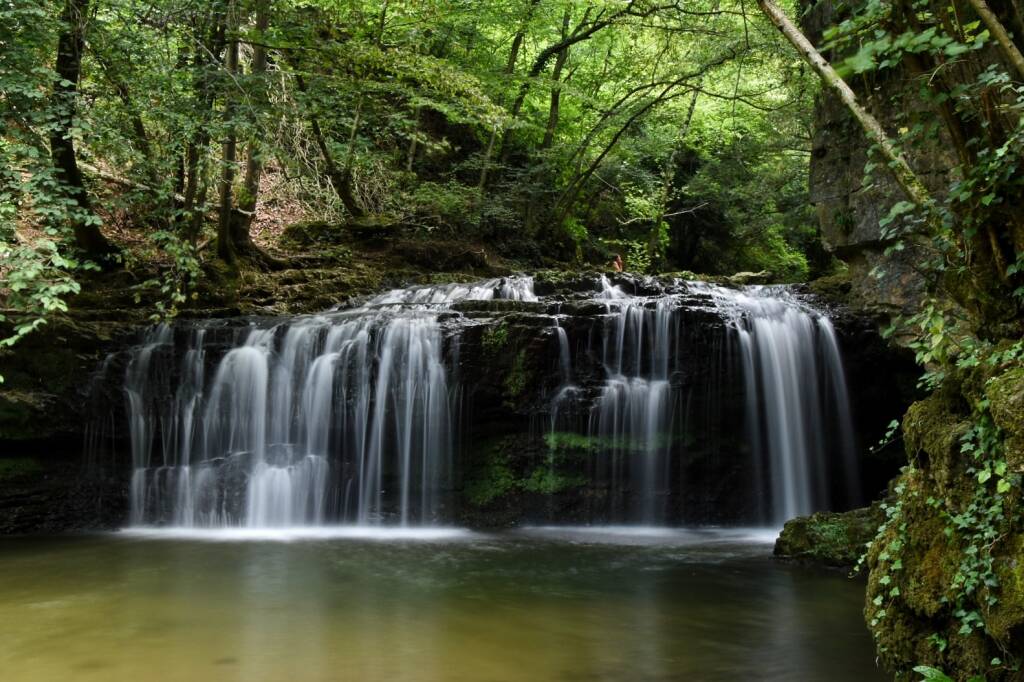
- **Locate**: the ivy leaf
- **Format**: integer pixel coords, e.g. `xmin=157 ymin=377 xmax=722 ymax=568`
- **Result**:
xmin=913 ymin=666 xmax=954 ymax=682
xmin=845 ymin=49 xmax=877 ymax=74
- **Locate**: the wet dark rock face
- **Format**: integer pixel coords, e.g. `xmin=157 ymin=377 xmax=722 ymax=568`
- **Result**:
xmin=800 ymin=1 xmax=958 ymax=317
xmin=0 ymin=273 xmax=918 ymax=533
xmin=0 ymin=438 xmax=128 ymax=534
xmin=452 ymin=279 xmax=751 ymax=526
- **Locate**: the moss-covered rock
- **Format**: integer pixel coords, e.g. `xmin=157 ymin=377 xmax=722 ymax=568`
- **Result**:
xmin=807 ymin=270 xmax=854 ymax=306
xmin=463 ymin=441 xmax=519 ymax=507
xmin=503 ymin=349 xmax=530 ymax=401
xmin=863 ymin=365 xmax=1024 ymax=681
xmin=457 ymin=432 xmax=588 ymax=527
xmin=901 ymin=387 xmax=972 ymax=490
xmin=986 ymin=367 xmax=1024 ymax=473
xmin=774 ymin=504 xmax=884 ymax=566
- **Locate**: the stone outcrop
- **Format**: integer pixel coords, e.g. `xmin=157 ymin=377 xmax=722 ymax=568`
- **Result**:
xmin=798 ymin=1 xmax=1024 ymax=675
xmin=801 ymin=1 xmax=956 ymax=317
xmin=775 ymin=504 xmax=885 ymax=567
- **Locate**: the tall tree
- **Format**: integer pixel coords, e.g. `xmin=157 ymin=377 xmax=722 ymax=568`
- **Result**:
xmin=540 ymin=8 xmax=573 ymax=150
xmin=228 ymin=0 xmax=280 ymax=264
xmin=967 ymin=0 xmax=1024 ymax=80
xmin=50 ymin=0 xmax=117 ymax=260
xmin=477 ymin=0 xmax=541 ymax=189
xmin=216 ymin=1 xmax=241 ymax=264
xmin=181 ymin=3 xmax=228 ymax=242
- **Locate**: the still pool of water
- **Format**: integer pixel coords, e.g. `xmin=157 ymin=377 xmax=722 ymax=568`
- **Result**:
xmin=0 ymin=527 xmax=884 ymax=681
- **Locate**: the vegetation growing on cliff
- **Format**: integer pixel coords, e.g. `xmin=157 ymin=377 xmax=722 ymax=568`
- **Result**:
xmin=768 ymin=0 xmax=1024 ymax=677
xmin=2 ymin=0 xmax=830 ymax=363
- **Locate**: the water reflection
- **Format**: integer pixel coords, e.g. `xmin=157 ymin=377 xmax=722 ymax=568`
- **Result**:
xmin=0 ymin=530 xmax=884 ymax=681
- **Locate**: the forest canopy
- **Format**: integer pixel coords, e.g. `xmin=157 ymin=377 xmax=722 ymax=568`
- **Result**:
xmin=1 ymin=0 xmax=821 ymax=338
xmin=6 ymin=0 xmax=1020 ymax=345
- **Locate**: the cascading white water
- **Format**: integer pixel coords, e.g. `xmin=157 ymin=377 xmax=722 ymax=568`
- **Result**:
xmin=501 ymin=275 xmax=539 ymax=302
xmin=121 ymin=274 xmax=858 ymax=529
xmin=701 ymin=284 xmax=861 ymax=524
xmin=587 ymin=276 xmax=677 ymax=523
xmin=553 ymin=319 xmax=572 ymax=386
xmin=125 ymin=276 xmax=536 ymax=528
xmin=541 ymin=277 xmax=858 ymax=524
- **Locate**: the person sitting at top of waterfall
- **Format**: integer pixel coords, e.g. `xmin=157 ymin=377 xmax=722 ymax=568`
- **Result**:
xmin=612 ymin=254 xmax=624 ymax=272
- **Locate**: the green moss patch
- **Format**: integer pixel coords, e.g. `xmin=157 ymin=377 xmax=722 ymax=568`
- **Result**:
xmin=775 ymin=505 xmax=884 ymax=567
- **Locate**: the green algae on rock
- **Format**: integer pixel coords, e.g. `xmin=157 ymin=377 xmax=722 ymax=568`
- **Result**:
xmin=775 ymin=505 xmax=885 ymax=567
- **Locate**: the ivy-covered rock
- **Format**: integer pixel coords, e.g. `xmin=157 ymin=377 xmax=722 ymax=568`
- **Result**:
xmin=863 ymin=365 xmax=1024 ymax=681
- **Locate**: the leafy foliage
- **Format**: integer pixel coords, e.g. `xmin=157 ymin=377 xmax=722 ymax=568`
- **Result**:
xmin=820 ymin=0 xmax=1024 ymax=676
xmin=2 ymin=0 xmax=826 ymax=363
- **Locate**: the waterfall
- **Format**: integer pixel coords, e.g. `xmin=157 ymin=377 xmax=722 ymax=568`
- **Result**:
xmin=553 ymin=317 xmax=572 ymax=386
xmin=123 ymin=277 xmax=536 ymax=528
xmin=587 ymin=277 xmax=677 ymax=523
xmin=501 ymin=276 xmax=539 ymax=302
xmin=701 ymin=285 xmax=861 ymax=524
xmin=119 ymin=274 xmax=858 ymax=529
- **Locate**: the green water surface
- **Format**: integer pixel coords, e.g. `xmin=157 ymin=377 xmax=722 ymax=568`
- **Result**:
xmin=0 ymin=527 xmax=884 ymax=681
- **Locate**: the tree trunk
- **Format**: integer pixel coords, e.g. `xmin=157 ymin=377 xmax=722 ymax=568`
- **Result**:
xmin=94 ymin=52 xmax=156 ymax=183
xmin=216 ymin=6 xmax=240 ymax=265
xmin=496 ymin=3 xmax=667 ymax=165
xmin=967 ymin=0 xmax=1024 ymax=80
xmin=649 ymin=89 xmax=700 ymax=265
xmin=477 ymin=0 xmax=540 ymax=189
xmin=405 ymin=108 xmax=420 ymax=172
xmin=50 ymin=0 xmax=117 ymax=260
xmin=229 ymin=0 xmax=281 ymax=265
xmin=554 ymin=46 xmax=740 ymax=222
xmin=498 ymin=17 xmax=609 ymax=165
xmin=182 ymin=8 xmax=227 ymax=242
xmin=293 ymin=73 xmax=366 ymax=219
xmin=755 ymin=0 xmax=933 ymax=209
xmin=557 ymin=85 xmax=686 ymax=222
xmin=541 ymin=10 xmax=572 ymax=150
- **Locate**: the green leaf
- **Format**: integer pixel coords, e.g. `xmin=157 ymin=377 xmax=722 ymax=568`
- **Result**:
xmin=845 ymin=49 xmax=877 ymax=74
xmin=913 ymin=666 xmax=954 ymax=682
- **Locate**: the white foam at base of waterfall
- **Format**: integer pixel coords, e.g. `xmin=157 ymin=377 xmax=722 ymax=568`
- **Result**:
xmin=119 ymin=526 xmax=478 ymax=542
